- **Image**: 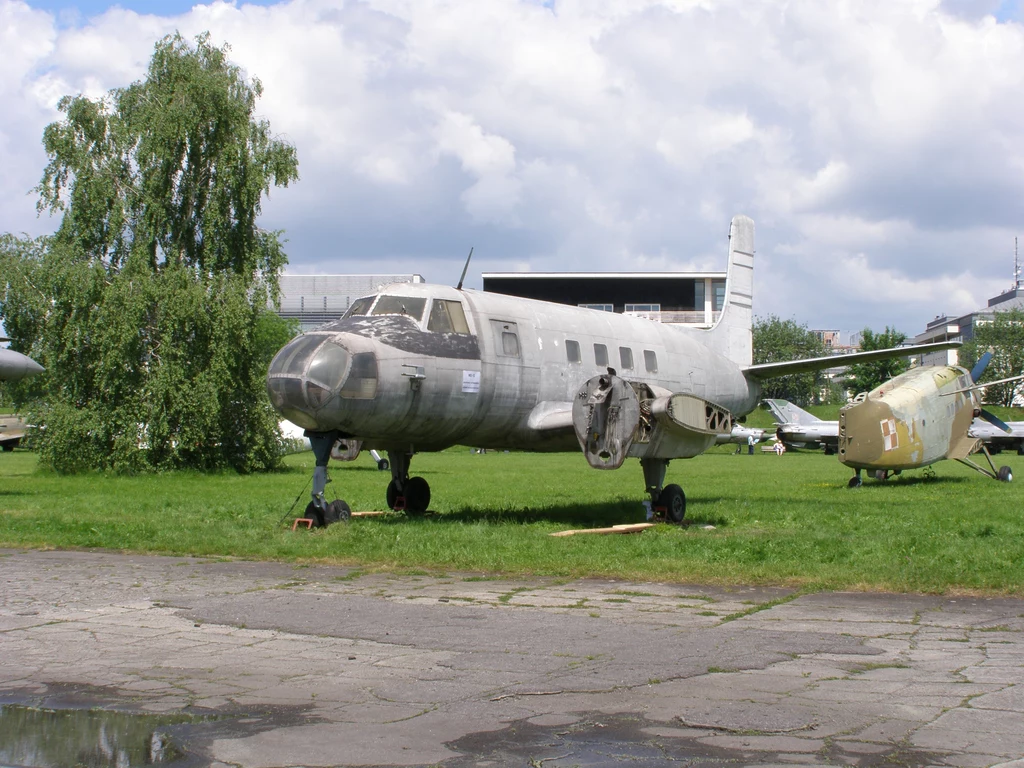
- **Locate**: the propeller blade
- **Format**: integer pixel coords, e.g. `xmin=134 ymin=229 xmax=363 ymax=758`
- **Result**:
xmin=980 ymin=409 xmax=1012 ymax=433
xmin=970 ymin=351 xmax=993 ymax=383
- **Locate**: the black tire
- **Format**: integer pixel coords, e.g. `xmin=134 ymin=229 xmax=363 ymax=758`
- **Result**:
xmin=997 ymin=466 xmax=1013 ymax=483
xmin=659 ymin=484 xmax=686 ymax=524
xmin=386 ymin=479 xmax=400 ymax=511
xmin=1 ymin=443 xmax=13 ymax=452
xmin=304 ymin=500 xmax=326 ymax=528
xmin=848 ymin=476 xmax=862 ymax=488
xmin=404 ymin=476 xmax=431 ymax=514
xmin=377 ymin=458 xmax=390 ymax=472
xmin=324 ymin=499 xmax=352 ymax=524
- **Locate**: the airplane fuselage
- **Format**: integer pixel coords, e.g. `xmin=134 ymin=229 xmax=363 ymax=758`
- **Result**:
xmin=267 ymin=283 xmax=760 ymax=454
xmin=838 ymin=365 xmax=976 ymax=472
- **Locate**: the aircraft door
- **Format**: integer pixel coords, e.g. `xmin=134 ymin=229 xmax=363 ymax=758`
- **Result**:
xmin=481 ymin=319 xmax=524 ymax=433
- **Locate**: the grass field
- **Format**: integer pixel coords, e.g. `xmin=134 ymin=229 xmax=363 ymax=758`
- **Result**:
xmin=2 ymin=439 xmax=1023 ymax=594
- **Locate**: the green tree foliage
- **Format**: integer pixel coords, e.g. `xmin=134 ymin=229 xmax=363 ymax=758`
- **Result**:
xmin=843 ymin=326 xmax=908 ymax=395
xmin=752 ymin=315 xmax=827 ymax=406
xmin=960 ymin=308 xmax=1024 ymax=407
xmin=0 ymin=33 xmax=299 ymax=473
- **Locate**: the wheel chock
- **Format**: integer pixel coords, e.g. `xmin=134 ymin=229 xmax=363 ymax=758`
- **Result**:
xmin=291 ymin=518 xmax=314 ymax=531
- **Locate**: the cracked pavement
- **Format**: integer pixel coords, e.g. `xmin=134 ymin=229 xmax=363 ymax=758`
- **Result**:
xmin=1 ymin=549 xmax=1023 ymax=767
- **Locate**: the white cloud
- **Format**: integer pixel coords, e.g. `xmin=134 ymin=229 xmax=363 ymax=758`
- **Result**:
xmin=4 ymin=0 xmax=1024 ymax=334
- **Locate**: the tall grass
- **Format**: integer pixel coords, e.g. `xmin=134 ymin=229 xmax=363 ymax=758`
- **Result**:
xmin=1 ymin=446 xmax=1022 ymax=593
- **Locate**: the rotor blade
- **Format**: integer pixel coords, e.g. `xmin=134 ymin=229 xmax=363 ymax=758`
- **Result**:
xmin=970 ymin=351 xmax=993 ymax=382
xmin=979 ymin=409 xmax=1012 ymax=433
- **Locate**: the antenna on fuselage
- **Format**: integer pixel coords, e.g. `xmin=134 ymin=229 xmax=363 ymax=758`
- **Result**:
xmin=456 ymin=247 xmax=474 ymax=291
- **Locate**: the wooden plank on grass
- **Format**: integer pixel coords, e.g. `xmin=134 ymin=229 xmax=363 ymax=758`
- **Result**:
xmin=549 ymin=523 xmax=656 ymax=537
xmin=350 ymin=510 xmax=390 ymax=517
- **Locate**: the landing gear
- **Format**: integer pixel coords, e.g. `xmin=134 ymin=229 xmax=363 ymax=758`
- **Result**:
xmin=386 ymin=450 xmax=431 ymax=514
xmin=659 ymin=484 xmax=686 ymax=523
xmin=997 ymin=465 xmax=1013 ymax=483
xmin=304 ymin=431 xmax=351 ymax=527
xmin=641 ymin=458 xmax=686 ymax=524
xmin=369 ymin=449 xmax=390 ymax=471
xmin=848 ymin=470 xmax=863 ymax=488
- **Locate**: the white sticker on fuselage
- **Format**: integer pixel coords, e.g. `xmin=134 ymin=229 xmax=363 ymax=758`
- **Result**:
xmin=463 ymin=370 xmax=481 ymax=393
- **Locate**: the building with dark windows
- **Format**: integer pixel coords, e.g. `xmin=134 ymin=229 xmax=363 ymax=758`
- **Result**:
xmin=913 ymin=286 xmax=1024 ymax=367
xmin=279 ymin=274 xmax=424 ymax=331
xmin=480 ymin=272 xmax=728 ymax=327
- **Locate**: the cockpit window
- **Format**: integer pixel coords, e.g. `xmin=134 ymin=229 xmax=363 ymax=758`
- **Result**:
xmin=345 ymin=296 xmax=374 ymax=317
xmin=269 ymin=335 xmax=326 ymax=377
xmin=306 ymin=341 xmax=349 ymax=389
xmin=370 ymin=295 xmax=427 ymax=321
xmin=427 ymin=299 xmax=471 ymax=334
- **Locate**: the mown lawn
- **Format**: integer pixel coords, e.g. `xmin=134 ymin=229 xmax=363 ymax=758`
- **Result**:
xmin=1 ymin=444 xmax=1022 ymax=594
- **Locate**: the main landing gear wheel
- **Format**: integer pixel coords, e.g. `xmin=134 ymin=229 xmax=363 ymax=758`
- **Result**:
xmin=997 ymin=466 xmax=1013 ymax=483
xmin=659 ymin=484 xmax=686 ymax=524
xmin=848 ymin=475 xmax=863 ymax=488
xmin=387 ymin=477 xmax=431 ymax=514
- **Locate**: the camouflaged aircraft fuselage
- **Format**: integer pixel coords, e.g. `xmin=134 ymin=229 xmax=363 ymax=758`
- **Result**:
xmin=838 ymin=365 xmax=978 ymax=472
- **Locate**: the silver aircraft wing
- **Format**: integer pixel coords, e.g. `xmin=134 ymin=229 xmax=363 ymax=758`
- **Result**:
xmin=743 ymin=342 xmax=960 ymax=380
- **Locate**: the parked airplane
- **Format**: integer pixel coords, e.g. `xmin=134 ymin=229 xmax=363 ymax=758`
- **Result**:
xmin=768 ymin=397 xmax=1024 ymax=458
xmin=765 ymin=399 xmax=839 ymax=453
xmin=715 ymin=424 xmax=766 ymax=447
xmin=266 ymin=215 xmax=957 ymax=525
xmin=0 ymin=341 xmax=43 ymax=382
xmin=838 ymin=353 xmax=1020 ymax=486
xmin=968 ymin=419 xmax=1024 ymax=455
xmin=0 ymin=414 xmax=28 ymax=451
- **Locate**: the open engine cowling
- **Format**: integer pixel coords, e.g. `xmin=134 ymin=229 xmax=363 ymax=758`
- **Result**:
xmin=572 ymin=374 xmax=733 ymax=468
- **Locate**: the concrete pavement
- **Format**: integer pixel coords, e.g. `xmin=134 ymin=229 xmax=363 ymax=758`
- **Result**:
xmin=1 ymin=549 xmax=1022 ymax=767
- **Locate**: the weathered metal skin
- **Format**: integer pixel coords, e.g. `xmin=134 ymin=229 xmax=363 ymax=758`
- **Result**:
xmin=838 ymin=366 xmax=977 ymax=472
xmin=266 ymin=282 xmax=759 ymax=455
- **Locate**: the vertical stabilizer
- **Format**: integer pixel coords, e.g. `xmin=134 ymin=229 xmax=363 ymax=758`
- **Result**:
xmin=706 ymin=215 xmax=754 ymax=367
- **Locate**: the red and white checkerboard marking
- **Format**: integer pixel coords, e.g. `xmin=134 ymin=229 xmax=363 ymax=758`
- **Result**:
xmin=880 ymin=418 xmax=898 ymax=451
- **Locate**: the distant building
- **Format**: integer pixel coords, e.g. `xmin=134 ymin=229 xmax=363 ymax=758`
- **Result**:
xmin=481 ymin=272 xmax=728 ymax=327
xmin=913 ymin=286 xmax=1024 ymax=367
xmin=278 ymin=274 xmax=424 ymax=331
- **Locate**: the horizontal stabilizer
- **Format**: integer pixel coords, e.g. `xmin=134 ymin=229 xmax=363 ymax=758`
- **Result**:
xmin=744 ymin=341 xmax=961 ymax=381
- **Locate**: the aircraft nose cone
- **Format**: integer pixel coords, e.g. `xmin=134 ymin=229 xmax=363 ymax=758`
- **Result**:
xmin=266 ymin=334 xmax=365 ymax=432
xmin=0 ymin=349 xmax=44 ymax=382
xmin=838 ymin=399 xmax=889 ymax=466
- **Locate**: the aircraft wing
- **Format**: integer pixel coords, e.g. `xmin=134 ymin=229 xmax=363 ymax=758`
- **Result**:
xmin=526 ymin=401 xmax=575 ymax=431
xmin=743 ymin=342 xmax=960 ymax=380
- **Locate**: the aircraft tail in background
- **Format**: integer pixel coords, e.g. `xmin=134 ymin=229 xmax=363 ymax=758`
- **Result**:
xmin=765 ymin=399 xmax=826 ymax=426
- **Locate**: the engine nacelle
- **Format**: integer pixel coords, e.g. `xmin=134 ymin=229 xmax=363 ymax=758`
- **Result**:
xmin=330 ymin=438 xmax=363 ymax=462
xmin=573 ymin=374 xmax=733 ymax=467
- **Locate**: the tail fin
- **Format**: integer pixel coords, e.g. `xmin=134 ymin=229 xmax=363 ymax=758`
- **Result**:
xmin=705 ymin=215 xmax=754 ymax=367
xmin=764 ymin=399 xmax=820 ymax=425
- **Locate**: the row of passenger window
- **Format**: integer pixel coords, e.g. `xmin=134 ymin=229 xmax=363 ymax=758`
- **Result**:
xmin=565 ymin=340 xmax=658 ymax=373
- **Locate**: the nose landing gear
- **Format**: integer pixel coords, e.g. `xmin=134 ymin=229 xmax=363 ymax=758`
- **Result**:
xmin=305 ymin=431 xmax=352 ymax=527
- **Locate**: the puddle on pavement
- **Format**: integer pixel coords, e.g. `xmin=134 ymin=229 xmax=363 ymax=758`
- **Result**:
xmin=0 ymin=704 xmax=206 ymax=767
xmin=442 ymin=714 xmax=951 ymax=767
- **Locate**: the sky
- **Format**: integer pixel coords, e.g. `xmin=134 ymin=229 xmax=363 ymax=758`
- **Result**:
xmin=4 ymin=0 xmax=1024 ymax=338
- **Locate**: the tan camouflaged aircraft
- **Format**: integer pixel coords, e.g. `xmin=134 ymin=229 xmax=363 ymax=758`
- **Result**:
xmin=267 ymin=215 xmax=959 ymax=525
xmin=838 ymin=352 xmax=1021 ymax=486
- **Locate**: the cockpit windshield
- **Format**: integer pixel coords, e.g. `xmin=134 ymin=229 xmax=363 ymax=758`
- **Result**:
xmin=344 ymin=296 xmax=374 ymax=318
xmin=370 ymin=295 xmax=427 ymax=321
